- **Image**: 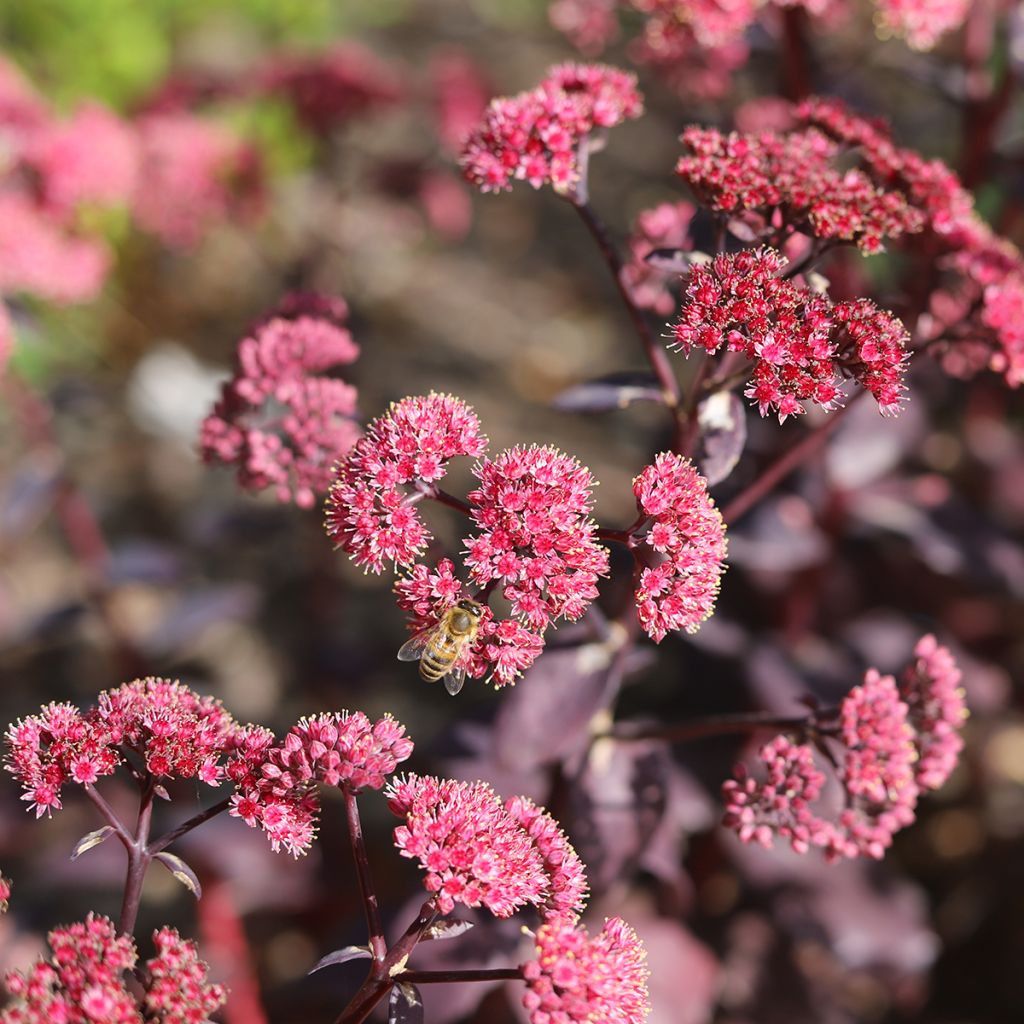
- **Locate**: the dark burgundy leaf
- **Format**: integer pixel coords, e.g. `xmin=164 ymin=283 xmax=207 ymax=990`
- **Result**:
xmin=643 ymin=247 xmax=710 ymax=275
xmin=71 ymin=826 xmax=115 ymax=860
xmin=696 ymin=391 xmax=747 ymax=486
xmin=308 ymin=946 xmax=372 ymax=974
xmin=551 ymin=372 xmax=664 ymax=413
xmin=423 ymin=919 xmax=474 ymax=941
xmin=388 ymin=982 xmax=423 ymax=1024
xmin=153 ymin=851 xmax=202 ymax=899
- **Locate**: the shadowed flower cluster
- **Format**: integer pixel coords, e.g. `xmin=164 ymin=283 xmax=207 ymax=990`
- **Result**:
xmin=4 ymin=678 xmax=237 ymax=817
xmin=670 ymin=247 xmax=910 ymax=419
xmin=722 ymin=635 xmax=967 ymax=861
xmin=200 ymin=292 xmax=360 ymax=508
xmin=459 ymin=62 xmax=642 ymax=194
xmin=0 ymin=914 xmax=225 ymax=1024
xmin=228 ymin=711 xmax=414 ymax=856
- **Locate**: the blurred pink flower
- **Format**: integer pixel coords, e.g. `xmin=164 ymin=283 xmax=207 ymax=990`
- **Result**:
xmin=133 ymin=112 xmax=262 ymax=247
xmin=325 ymin=393 xmax=488 ymax=573
xmin=873 ymin=0 xmax=969 ymax=49
xmin=430 ymin=49 xmax=492 ymax=154
xmin=200 ymin=293 xmax=360 ymax=508
xmin=522 ymin=915 xmax=651 ymax=1024
xmin=460 ymin=62 xmax=642 ymax=194
xmin=632 ymin=452 xmax=727 ymax=641
xmin=620 ymin=201 xmax=695 ymax=315
xmin=0 ymin=872 xmax=9 ymax=913
xmin=387 ymin=774 xmax=549 ymax=917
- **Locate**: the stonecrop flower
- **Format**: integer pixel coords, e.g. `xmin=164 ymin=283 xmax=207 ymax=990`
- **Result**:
xmin=395 ymin=559 xmax=546 ymax=687
xmin=670 ymin=247 xmax=910 ymax=419
xmin=388 ymin=774 xmax=551 ymax=917
xmin=901 ymin=634 xmax=967 ymax=790
xmin=466 ymin=445 xmax=610 ymax=631
xmin=873 ymin=0 xmax=970 ymax=50
xmin=200 ymin=292 xmax=360 ymax=508
xmin=132 ymin=112 xmax=261 ymax=248
xmin=228 ymin=711 xmax=413 ymax=857
xmin=506 ymin=795 xmax=589 ymax=919
xmin=631 ymin=452 xmax=727 ymax=642
xmin=0 ymin=914 xmax=225 ymax=1024
xmin=676 ymin=124 xmax=924 ymax=254
xmin=459 ymin=62 xmax=642 ymax=194
xmin=722 ymin=637 xmax=966 ymax=862
xmin=325 ymin=392 xmax=488 ymax=573
xmin=4 ymin=679 xmax=237 ymax=818
xmin=522 ymin=915 xmax=651 ymax=1024
xmin=620 ymin=200 xmax=696 ymax=315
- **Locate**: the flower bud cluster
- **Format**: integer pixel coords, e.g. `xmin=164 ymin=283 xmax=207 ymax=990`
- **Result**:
xmin=460 ymin=62 xmax=642 ymax=194
xmin=228 ymin=712 xmax=414 ymax=857
xmin=722 ymin=636 xmax=967 ymax=861
xmin=0 ymin=914 xmax=225 ymax=1024
xmin=671 ymin=247 xmax=910 ymax=419
xmin=200 ymin=292 xmax=360 ymax=508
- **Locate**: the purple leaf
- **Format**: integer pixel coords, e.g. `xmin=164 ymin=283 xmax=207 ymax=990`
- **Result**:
xmin=423 ymin=919 xmax=474 ymax=941
xmin=389 ymin=983 xmax=424 ymax=1024
xmin=696 ymin=391 xmax=747 ymax=486
xmin=153 ymin=852 xmax=202 ymax=899
xmin=552 ymin=373 xmax=664 ymax=414
xmin=643 ymin=247 xmax=711 ymax=275
xmin=71 ymin=826 xmax=115 ymax=860
xmin=309 ymin=946 xmax=372 ymax=974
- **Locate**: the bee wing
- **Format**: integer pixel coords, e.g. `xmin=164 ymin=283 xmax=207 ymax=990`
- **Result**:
xmin=443 ymin=665 xmax=467 ymax=696
xmin=397 ymin=629 xmax=432 ymax=662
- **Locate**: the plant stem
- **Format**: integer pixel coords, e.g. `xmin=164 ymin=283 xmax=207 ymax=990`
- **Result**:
xmin=343 ymin=787 xmax=387 ymax=966
xmin=427 ymin=486 xmax=474 ymax=516
xmin=335 ymin=899 xmax=437 ymax=1024
xmin=399 ymin=968 xmax=524 ymax=985
xmin=148 ymin=797 xmax=232 ymax=856
xmin=608 ymin=710 xmax=818 ymax=744
xmin=721 ymin=393 xmax=864 ymax=524
xmin=117 ymin=779 xmax=156 ymax=935
xmin=572 ymin=200 xmax=683 ymax=424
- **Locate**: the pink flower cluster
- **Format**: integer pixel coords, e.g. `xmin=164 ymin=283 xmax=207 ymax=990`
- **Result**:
xmin=386 ymin=774 xmax=587 ymax=919
xmin=396 ymin=559 xmax=546 ymax=687
xmin=722 ymin=636 xmax=967 ymax=861
xmin=0 ymin=914 xmax=224 ymax=1024
xmin=620 ymin=201 xmax=695 ymax=315
xmin=459 ymin=62 xmax=642 ymax=194
xmin=200 ymin=292 xmax=360 ymax=508
xmin=631 ymin=452 xmax=728 ymax=642
xmin=4 ymin=678 xmax=237 ymax=818
xmin=798 ymin=95 xmax=1024 ymax=388
xmin=874 ymin=0 xmax=970 ymax=49
xmin=677 ymin=125 xmax=924 ymax=254
xmin=466 ymin=445 xmax=610 ymax=630
xmin=325 ymin=393 xmax=488 ymax=573
xmin=228 ymin=711 xmax=413 ymax=857
xmin=521 ymin=915 xmax=651 ymax=1024
xmin=671 ymin=247 xmax=910 ymax=419
xmin=0 ymin=873 xmax=9 ymax=913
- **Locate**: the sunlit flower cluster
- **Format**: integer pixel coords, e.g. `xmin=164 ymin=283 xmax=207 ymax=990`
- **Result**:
xmin=0 ymin=914 xmax=225 ymax=1024
xmin=873 ymin=0 xmax=971 ymax=50
xmin=521 ymin=915 xmax=651 ymax=1024
xmin=460 ymin=62 xmax=642 ymax=194
xmin=670 ymin=247 xmax=910 ymax=419
xmin=4 ymin=679 xmax=237 ymax=818
xmin=631 ymin=452 xmax=728 ymax=642
xmin=325 ymin=392 xmax=488 ymax=573
xmin=228 ymin=712 xmax=413 ymax=857
xmin=200 ymin=292 xmax=360 ymax=508
xmin=722 ymin=636 xmax=966 ymax=861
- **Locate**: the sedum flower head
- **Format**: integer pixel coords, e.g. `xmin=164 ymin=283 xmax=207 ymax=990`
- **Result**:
xmin=387 ymin=774 xmax=549 ymax=917
xmin=200 ymin=292 xmax=360 ymax=508
xmin=460 ymin=62 xmax=642 ymax=194
xmin=522 ymin=915 xmax=651 ymax=1024
xmin=0 ymin=915 xmax=225 ymax=1024
xmin=632 ymin=452 xmax=727 ymax=641
xmin=325 ymin=393 xmax=487 ymax=573
xmin=466 ymin=444 xmax=610 ymax=632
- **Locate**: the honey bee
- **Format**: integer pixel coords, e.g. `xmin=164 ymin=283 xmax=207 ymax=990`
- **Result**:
xmin=397 ymin=599 xmax=484 ymax=696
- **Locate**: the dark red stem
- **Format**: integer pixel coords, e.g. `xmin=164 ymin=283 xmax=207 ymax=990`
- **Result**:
xmin=721 ymin=394 xmax=864 ymax=524
xmin=334 ymin=900 xmax=437 ymax=1024
xmin=399 ymin=968 xmax=524 ymax=984
xmin=148 ymin=796 xmax=232 ymax=855
xmin=343 ymin=787 xmax=387 ymax=967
